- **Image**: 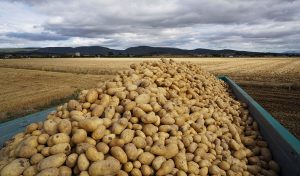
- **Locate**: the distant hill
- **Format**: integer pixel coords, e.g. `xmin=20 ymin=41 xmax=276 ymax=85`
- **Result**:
xmin=0 ymin=46 xmax=299 ymax=58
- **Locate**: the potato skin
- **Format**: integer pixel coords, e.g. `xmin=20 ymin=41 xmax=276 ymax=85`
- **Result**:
xmin=174 ymin=152 xmax=188 ymax=172
xmin=86 ymin=89 xmax=98 ymax=103
xmin=111 ymin=146 xmax=128 ymax=164
xmin=57 ymin=119 xmax=72 ymax=135
xmin=16 ymin=145 xmax=37 ymax=158
xmin=156 ymin=159 xmax=175 ymax=176
xmin=43 ymin=120 xmax=58 ymax=135
xmin=36 ymin=167 xmax=59 ymax=176
xmin=23 ymin=165 xmax=38 ymax=176
xmin=37 ymin=153 xmax=67 ymax=171
xmin=0 ymin=158 xmax=30 ymax=176
xmin=59 ymin=166 xmax=72 ymax=176
xmin=66 ymin=153 xmax=78 ymax=168
xmin=52 ymin=133 xmax=70 ymax=144
xmin=78 ymin=153 xmax=90 ymax=171
xmin=49 ymin=143 xmax=71 ymax=155
xmin=72 ymin=129 xmax=87 ymax=144
xmin=88 ymin=157 xmax=121 ymax=176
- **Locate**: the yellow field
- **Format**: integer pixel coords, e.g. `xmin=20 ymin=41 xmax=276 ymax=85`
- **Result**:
xmin=0 ymin=57 xmax=299 ymax=138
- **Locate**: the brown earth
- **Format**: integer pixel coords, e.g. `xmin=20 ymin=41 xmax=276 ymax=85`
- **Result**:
xmin=0 ymin=57 xmax=299 ymax=138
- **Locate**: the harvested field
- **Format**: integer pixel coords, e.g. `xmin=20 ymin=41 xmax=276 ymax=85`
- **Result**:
xmin=0 ymin=57 xmax=299 ymax=138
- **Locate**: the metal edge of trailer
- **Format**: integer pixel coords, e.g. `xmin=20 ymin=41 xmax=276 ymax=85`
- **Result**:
xmin=0 ymin=107 xmax=56 ymax=147
xmin=219 ymin=76 xmax=300 ymax=176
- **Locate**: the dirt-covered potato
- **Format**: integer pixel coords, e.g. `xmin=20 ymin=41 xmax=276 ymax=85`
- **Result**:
xmin=37 ymin=153 xmax=67 ymax=171
xmin=0 ymin=158 xmax=30 ymax=176
xmin=88 ymin=157 xmax=121 ymax=176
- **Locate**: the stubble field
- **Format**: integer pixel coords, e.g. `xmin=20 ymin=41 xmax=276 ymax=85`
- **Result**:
xmin=0 ymin=57 xmax=299 ymax=138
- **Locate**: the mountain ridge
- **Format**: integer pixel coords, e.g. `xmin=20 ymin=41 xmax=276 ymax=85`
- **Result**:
xmin=0 ymin=46 xmax=298 ymax=58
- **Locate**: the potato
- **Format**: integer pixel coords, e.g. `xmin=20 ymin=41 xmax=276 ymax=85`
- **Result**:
xmin=57 ymin=119 xmax=72 ymax=135
xmin=218 ymin=161 xmax=230 ymax=171
xmin=43 ymin=120 xmax=58 ymax=135
xmin=187 ymin=161 xmax=199 ymax=174
xmin=150 ymin=144 xmax=166 ymax=156
xmin=233 ymin=149 xmax=247 ymax=159
xmin=120 ymin=129 xmax=135 ymax=143
xmin=76 ymin=143 xmax=94 ymax=154
xmin=111 ymin=146 xmax=128 ymax=164
xmin=111 ymin=118 xmax=128 ymax=135
xmin=269 ymin=160 xmax=280 ymax=173
xmin=199 ymin=167 xmax=208 ymax=176
xmin=52 ymin=133 xmax=70 ymax=144
xmin=37 ymin=153 xmax=67 ymax=171
xmin=229 ymin=139 xmax=240 ymax=151
xmin=26 ymin=123 xmax=39 ymax=134
xmin=23 ymin=165 xmax=38 ymax=176
xmin=79 ymin=119 xmax=98 ymax=132
xmin=123 ymin=162 xmax=133 ymax=172
xmin=49 ymin=143 xmax=71 ymax=154
xmin=156 ymin=159 xmax=175 ymax=176
xmin=30 ymin=153 xmax=45 ymax=165
xmin=23 ymin=136 xmax=39 ymax=147
xmin=138 ymin=152 xmax=155 ymax=165
xmin=135 ymin=94 xmax=151 ymax=104
xmin=79 ymin=171 xmax=90 ymax=176
xmin=96 ymin=142 xmax=109 ymax=154
xmin=131 ymin=168 xmax=142 ymax=176
xmin=132 ymin=137 xmax=147 ymax=148
xmin=174 ymin=152 xmax=188 ymax=172
xmin=247 ymin=165 xmax=261 ymax=174
xmin=261 ymin=148 xmax=272 ymax=161
xmin=208 ymin=165 xmax=221 ymax=175
xmin=72 ymin=129 xmax=87 ymax=144
xmin=86 ymin=89 xmax=98 ymax=103
xmin=59 ymin=166 xmax=72 ymax=176
xmin=124 ymin=143 xmax=139 ymax=161
xmin=92 ymin=105 xmax=105 ymax=117
xmin=66 ymin=153 xmax=78 ymax=168
xmin=141 ymin=165 xmax=154 ymax=176
xmin=104 ymin=106 xmax=116 ymax=119
xmin=88 ymin=157 xmax=121 ymax=176
xmin=142 ymin=124 xmax=158 ymax=136
xmin=68 ymin=100 xmax=82 ymax=111
xmin=165 ymin=143 xmax=179 ymax=159
xmin=78 ymin=154 xmax=89 ymax=171
xmin=36 ymin=167 xmax=59 ymax=176
xmin=86 ymin=147 xmax=104 ymax=162
xmin=41 ymin=147 xmax=50 ymax=157
xmin=91 ymin=125 xmax=106 ymax=140
xmin=16 ymin=145 xmax=37 ymax=158
xmin=0 ymin=158 xmax=30 ymax=176
xmin=141 ymin=113 xmax=158 ymax=124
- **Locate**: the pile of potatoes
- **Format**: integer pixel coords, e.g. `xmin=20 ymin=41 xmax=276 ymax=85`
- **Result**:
xmin=0 ymin=59 xmax=280 ymax=176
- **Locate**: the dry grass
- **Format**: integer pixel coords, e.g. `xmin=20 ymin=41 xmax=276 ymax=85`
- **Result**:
xmin=0 ymin=67 xmax=112 ymax=120
xmin=0 ymin=57 xmax=299 ymax=138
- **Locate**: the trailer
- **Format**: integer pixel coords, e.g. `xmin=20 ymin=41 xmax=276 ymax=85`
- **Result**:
xmin=0 ymin=76 xmax=299 ymax=175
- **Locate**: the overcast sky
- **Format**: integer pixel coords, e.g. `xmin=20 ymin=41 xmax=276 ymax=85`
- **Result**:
xmin=0 ymin=0 xmax=299 ymax=52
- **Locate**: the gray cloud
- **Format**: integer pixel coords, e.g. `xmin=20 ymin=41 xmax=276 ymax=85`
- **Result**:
xmin=1 ymin=0 xmax=300 ymax=52
xmin=6 ymin=32 xmax=69 ymax=41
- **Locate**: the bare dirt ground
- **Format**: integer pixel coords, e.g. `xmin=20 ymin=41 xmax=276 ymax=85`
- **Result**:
xmin=0 ymin=57 xmax=299 ymax=138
